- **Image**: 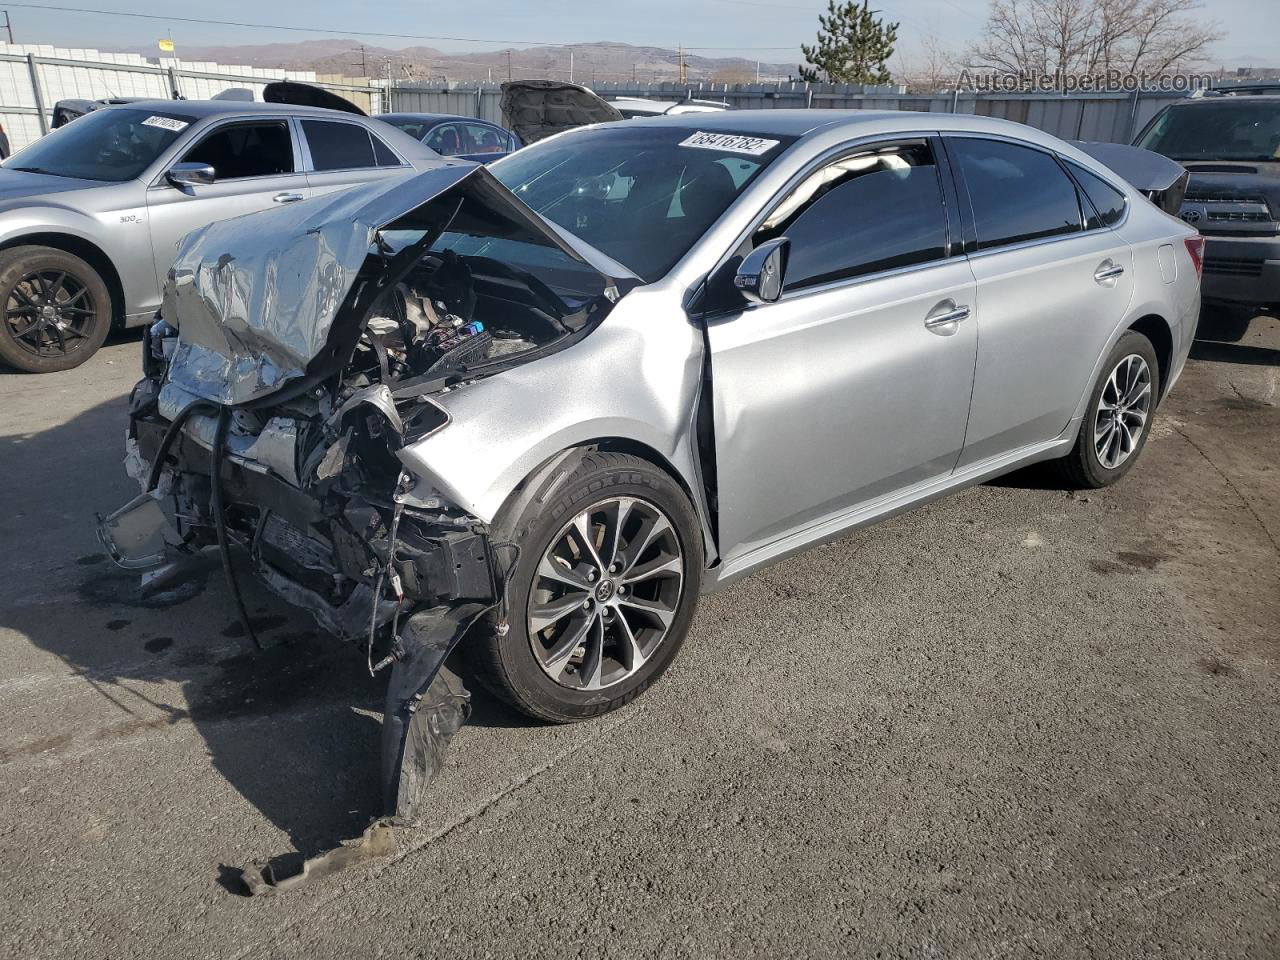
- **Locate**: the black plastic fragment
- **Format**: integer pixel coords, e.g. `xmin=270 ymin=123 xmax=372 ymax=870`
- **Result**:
xmin=380 ymin=604 xmax=484 ymax=819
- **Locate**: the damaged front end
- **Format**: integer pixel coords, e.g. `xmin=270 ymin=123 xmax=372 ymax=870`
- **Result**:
xmin=99 ymin=163 xmax=637 ymax=840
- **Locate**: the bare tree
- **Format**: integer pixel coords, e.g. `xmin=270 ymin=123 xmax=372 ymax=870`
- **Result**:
xmin=969 ymin=0 xmax=1219 ymax=75
xmin=895 ymin=30 xmax=962 ymax=92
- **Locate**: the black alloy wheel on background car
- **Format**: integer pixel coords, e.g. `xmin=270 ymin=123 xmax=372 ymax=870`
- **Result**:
xmin=0 ymin=245 xmax=112 ymax=373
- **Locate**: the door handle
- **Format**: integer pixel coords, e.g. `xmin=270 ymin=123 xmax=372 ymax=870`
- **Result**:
xmin=273 ymin=192 xmax=305 ymax=203
xmin=924 ymin=301 xmax=971 ymax=329
xmin=1094 ymin=260 xmax=1125 ymax=283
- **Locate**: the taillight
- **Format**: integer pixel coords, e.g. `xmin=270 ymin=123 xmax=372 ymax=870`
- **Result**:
xmin=1184 ymin=234 xmax=1204 ymax=279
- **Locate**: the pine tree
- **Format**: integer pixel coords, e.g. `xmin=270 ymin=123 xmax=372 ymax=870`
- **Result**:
xmin=798 ymin=0 xmax=899 ymax=85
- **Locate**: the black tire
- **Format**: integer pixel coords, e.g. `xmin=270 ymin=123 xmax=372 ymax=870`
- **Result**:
xmin=467 ymin=450 xmax=704 ymax=723
xmin=0 ymin=245 xmax=112 ymax=373
xmin=1197 ymin=302 xmax=1253 ymax=343
xmin=1054 ymin=330 xmax=1161 ymax=489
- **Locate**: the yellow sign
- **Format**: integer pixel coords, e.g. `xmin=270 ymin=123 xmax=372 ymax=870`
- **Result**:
xmin=157 ymin=38 xmax=174 ymax=53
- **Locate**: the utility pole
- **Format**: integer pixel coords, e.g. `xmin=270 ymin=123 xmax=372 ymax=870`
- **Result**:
xmin=569 ymin=49 xmax=574 ymax=83
xmin=678 ymin=45 xmax=687 ymax=84
xmin=506 ymin=49 xmax=512 ymax=81
xmin=2 ymin=11 xmax=14 ymax=44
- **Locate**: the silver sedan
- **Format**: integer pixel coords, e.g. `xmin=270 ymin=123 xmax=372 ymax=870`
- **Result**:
xmin=0 ymin=99 xmax=440 ymax=372
xmin=103 ymin=110 xmax=1201 ymax=823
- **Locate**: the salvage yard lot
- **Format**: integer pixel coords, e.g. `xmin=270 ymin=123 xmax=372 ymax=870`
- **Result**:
xmin=1 ymin=313 xmax=1277 ymax=958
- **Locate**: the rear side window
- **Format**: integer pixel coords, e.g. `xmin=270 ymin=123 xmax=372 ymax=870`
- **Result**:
xmin=950 ymin=138 xmax=1082 ymax=249
xmin=1066 ymin=160 xmax=1127 ymax=229
xmin=302 ymin=120 xmax=380 ymax=171
xmin=756 ymin=141 xmax=948 ymax=290
xmin=182 ymin=121 xmax=293 ymax=179
xmin=371 ymin=135 xmax=402 ymax=167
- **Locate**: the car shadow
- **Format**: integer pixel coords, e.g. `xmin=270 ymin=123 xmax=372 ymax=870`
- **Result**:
xmin=0 ymin=393 xmax=530 ymax=890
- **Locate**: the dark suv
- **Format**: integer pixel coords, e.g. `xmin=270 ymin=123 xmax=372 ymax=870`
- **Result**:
xmin=1135 ymin=87 xmax=1280 ymax=325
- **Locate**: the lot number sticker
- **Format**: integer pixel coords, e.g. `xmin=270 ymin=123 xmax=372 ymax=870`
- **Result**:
xmin=679 ymin=131 xmax=780 ymax=156
xmin=142 ymin=115 xmax=189 ymax=132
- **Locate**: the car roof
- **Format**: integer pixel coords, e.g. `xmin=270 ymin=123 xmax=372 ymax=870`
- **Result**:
xmin=377 ymin=112 xmax=501 ymax=125
xmin=100 ymin=98 xmax=375 ymax=119
xmin=617 ymin=108 xmax=1081 ymax=142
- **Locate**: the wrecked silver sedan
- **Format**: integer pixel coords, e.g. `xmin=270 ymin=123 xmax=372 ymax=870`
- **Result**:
xmin=100 ymin=111 xmax=1201 ymax=827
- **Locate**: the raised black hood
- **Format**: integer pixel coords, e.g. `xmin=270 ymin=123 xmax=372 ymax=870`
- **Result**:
xmin=499 ymin=80 xmax=623 ymax=144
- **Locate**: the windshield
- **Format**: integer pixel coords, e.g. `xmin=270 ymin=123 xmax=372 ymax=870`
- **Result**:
xmin=3 ymin=107 xmax=195 ymax=182
xmin=488 ymin=125 xmax=794 ymax=281
xmin=1137 ymin=102 xmax=1280 ymax=162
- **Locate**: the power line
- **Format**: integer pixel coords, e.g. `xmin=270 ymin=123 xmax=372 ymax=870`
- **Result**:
xmin=1 ymin=3 xmax=799 ymax=51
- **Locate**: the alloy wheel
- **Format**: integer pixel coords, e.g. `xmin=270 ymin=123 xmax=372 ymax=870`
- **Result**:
xmin=1094 ymin=353 xmax=1152 ymax=469
xmin=3 ymin=269 xmax=97 ymax=359
xmin=528 ymin=496 xmax=685 ymax=691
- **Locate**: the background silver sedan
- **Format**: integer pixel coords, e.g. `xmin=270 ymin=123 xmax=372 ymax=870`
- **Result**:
xmin=0 ymin=99 xmax=439 ymax=372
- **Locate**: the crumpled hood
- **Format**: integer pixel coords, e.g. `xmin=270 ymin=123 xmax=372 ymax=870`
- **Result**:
xmin=163 ymin=162 xmax=636 ymax=406
xmin=500 ymin=80 xmax=623 ymax=144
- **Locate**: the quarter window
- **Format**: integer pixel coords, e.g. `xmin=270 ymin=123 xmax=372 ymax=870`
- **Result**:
xmin=1066 ymin=160 xmax=1127 ymax=229
xmin=950 ymin=137 xmax=1082 ymax=248
xmin=302 ymin=120 xmax=383 ymax=171
xmin=756 ymin=141 xmax=948 ymax=290
xmin=182 ymin=121 xmax=293 ymax=179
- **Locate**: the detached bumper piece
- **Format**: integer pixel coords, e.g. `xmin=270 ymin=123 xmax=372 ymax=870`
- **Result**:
xmin=100 ymin=375 xmax=506 ymax=893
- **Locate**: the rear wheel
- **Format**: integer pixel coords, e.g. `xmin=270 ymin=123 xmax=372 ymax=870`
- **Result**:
xmin=1053 ymin=330 xmax=1160 ymax=489
xmin=0 ymin=245 xmax=112 ymax=373
xmin=468 ymin=451 xmax=704 ymax=723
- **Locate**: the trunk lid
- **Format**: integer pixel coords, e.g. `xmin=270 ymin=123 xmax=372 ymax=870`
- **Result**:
xmin=262 ymin=81 xmax=367 ymax=116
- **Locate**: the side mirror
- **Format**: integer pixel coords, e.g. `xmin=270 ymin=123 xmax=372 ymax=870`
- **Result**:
xmin=734 ymin=237 xmax=789 ymax=304
xmin=166 ymin=162 xmax=215 ymax=188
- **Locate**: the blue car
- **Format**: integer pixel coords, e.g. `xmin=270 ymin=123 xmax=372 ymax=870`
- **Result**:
xmin=376 ymin=113 xmax=521 ymax=163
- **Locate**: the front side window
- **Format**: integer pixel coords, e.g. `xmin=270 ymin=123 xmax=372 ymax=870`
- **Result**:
xmin=3 ymin=107 xmax=197 ymax=182
xmin=489 ymin=125 xmax=793 ymax=281
xmin=950 ymin=137 xmax=1083 ymax=249
xmin=302 ymin=119 xmax=379 ymax=171
xmin=182 ymin=121 xmax=293 ymax=179
xmin=1066 ymin=160 xmax=1127 ymax=229
xmin=756 ymin=141 xmax=948 ymax=291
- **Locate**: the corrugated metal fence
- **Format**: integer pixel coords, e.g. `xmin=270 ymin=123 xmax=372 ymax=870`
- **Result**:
xmin=389 ymin=81 xmax=1181 ymax=144
xmin=0 ymin=44 xmax=384 ymax=151
xmin=0 ymin=52 xmax=1183 ymax=154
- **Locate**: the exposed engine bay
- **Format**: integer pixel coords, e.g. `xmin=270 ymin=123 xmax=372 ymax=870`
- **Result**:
xmin=97 ymin=166 xmax=637 ymax=885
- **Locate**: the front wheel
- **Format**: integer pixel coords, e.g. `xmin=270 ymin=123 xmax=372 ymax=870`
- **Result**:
xmin=1053 ymin=330 xmax=1160 ymax=489
xmin=0 ymin=245 xmax=113 ymax=373
xmin=467 ymin=451 xmax=704 ymax=723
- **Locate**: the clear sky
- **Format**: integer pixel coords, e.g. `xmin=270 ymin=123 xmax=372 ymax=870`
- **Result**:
xmin=0 ymin=0 xmax=1272 ymax=70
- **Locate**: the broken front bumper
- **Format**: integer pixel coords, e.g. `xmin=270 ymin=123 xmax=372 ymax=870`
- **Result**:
xmin=99 ymin=374 xmax=505 ymax=834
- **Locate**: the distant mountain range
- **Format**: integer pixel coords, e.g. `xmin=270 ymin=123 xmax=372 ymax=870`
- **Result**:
xmin=114 ymin=38 xmax=798 ymax=85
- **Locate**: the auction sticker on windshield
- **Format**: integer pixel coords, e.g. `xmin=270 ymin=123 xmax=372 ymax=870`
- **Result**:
xmin=679 ymin=131 xmax=780 ymax=156
xmin=142 ymin=115 xmax=189 ymax=132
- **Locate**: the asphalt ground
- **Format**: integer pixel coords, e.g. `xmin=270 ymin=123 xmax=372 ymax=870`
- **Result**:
xmin=1 ymin=310 xmax=1277 ymax=959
